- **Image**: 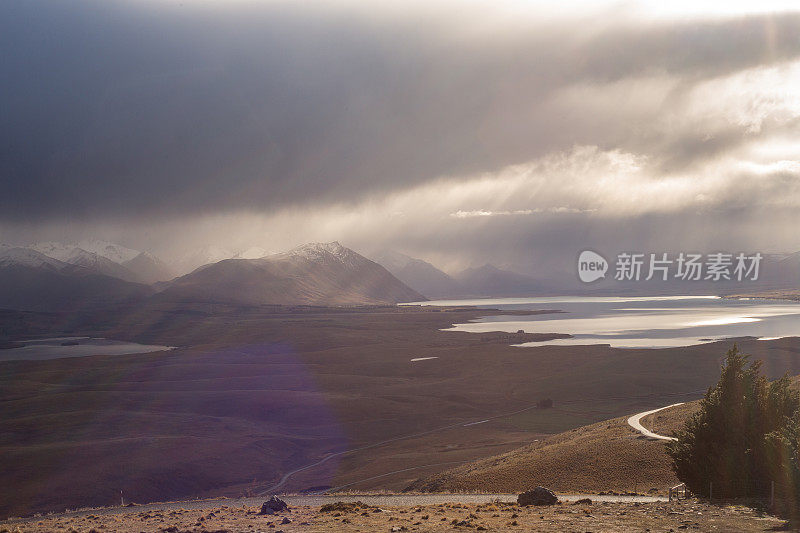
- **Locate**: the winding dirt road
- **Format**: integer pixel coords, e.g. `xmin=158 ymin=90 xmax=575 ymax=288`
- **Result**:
xmin=626 ymin=403 xmax=684 ymax=441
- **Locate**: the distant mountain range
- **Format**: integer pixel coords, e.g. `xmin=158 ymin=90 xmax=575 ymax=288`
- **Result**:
xmin=35 ymin=244 xmax=138 ymax=282
xmin=25 ymin=240 xmax=175 ymax=284
xmin=369 ymin=250 xmax=462 ymax=298
xmin=3 ymin=239 xmax=798 ymax=313
xmin=155 ymin=242 xmax=424 ymax=306
xmin=369 ymin=249 xmax=800 ymax=298
xmin=369 ymin=250 xmax=544 ymax=299
xmin=172 ymin=246 xmax=272 ymax=274
xmin=0 ymin=242 xmax=424 ymax=311
xmin=0 ymin=247 xmax=153 ymax=312
xmin=0 ymin=241 xmax=175 ymax=312
xmin=453 ymin=263 xmax=543 ymax=297
xmin=173 ymin=245 xmax=236 ymax=275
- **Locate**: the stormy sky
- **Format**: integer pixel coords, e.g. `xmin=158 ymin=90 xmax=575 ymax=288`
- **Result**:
xmin=2 ymin=0 xmax=800 ymax=274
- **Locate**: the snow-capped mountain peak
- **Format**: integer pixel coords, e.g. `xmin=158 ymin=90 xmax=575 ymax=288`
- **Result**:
xmin=65 ymin=247 xmax=106 ymax=264
xmin=77 ymin=240 xmax=140 ymax=264
xmin=29 ymin=241 xmax=80 ymax=262
xmin=0 ymin=247 xmax=69 ymax=270
xmin=291 ymin=241 xmax=346 ymax=256
xmin=159 ymin=240 xmax=424 ymax=306
xmin=25 ymin=241 xmax=173 ymax=283
xmin=283 ymin=241 xmax=362 ymax=266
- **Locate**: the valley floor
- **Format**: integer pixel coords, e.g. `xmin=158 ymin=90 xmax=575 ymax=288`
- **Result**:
xmin=3 ymin=304 xmax=800 ymax=518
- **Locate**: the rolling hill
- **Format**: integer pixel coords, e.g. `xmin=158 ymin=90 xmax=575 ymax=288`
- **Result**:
xmin=410 ymin=373 xmax=800 ymax=495
xmin=408 ymin=401 xmax=699 ymax=494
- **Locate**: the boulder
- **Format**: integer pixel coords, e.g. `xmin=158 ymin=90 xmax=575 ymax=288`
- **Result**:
xmin=517 ymin=487 xmax=558 ymax=506
xmin=259 ymin=495 xmax=289 ymax=515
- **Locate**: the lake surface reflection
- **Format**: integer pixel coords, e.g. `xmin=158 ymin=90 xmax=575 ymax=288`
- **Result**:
xmin=0 ymin=337 xmax=174 ymax=361
xmin=408 ymin=296 xmax=800 ymax=348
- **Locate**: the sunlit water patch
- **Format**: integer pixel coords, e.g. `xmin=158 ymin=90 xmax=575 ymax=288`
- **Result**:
xmin=0 ymin=337 xmax=175 ymax=362
xmin=404 ymin=296 xmax=800 ymax=348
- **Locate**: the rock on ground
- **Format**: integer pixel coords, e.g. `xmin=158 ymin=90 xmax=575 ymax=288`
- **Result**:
xmin=259 ymin=495 xmax=289 ymax=515
xmin=518 ymin=486 xmax=559 ymax=506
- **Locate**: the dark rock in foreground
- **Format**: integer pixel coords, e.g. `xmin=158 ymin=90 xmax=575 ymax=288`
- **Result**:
xmin=518 ymin=486 xmax=558 ymax=506
xmin=259 ymin=496 xmax=289 ymax=515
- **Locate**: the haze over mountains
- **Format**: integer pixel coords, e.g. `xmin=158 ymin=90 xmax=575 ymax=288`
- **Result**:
xmin=0 ymin=241 xmax=425 ymax=312
xmin=174 ymin=245 xmax=238 ymax=275
xmin=0 ymin=246 xmax=153 ymax=312
xmin=157 ymin=242 xmax=423 ymax=306
xmin=26 ymin=240 xmax=175 ymax=284
xmin=369 ymin=250 xmax=463 ymax=299
xmin=2 ymin=238 xmax=799 ymax=313
xmin=369 ymin=250 xmax=544 ymax=299
xmin=454 ymin=264 xmax=543 ymax=297
xmin=372 ymin=249 xmax=800 ymax=299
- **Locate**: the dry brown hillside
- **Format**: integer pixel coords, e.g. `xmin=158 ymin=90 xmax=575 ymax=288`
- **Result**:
xmin=409 ymin=372 xmax=800 ymax=495
xmin=408 ymin=402 xmax=700 ymax=495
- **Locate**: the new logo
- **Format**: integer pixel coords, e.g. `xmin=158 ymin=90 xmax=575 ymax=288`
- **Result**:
xmin=578 ymin=250 xmax=608 ymax=283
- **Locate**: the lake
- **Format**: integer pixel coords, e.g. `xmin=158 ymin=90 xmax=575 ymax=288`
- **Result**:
xmin=407 ymin=296 xmax=800 ymax=348
xmin=0 ymin=337 xmax=174 ymax=362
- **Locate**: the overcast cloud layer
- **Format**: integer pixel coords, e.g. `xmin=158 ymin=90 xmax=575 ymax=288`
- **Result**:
xmin=2 ymin=0 xmax=800 ymax=273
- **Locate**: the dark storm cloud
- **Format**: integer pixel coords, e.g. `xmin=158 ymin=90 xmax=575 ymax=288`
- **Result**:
xmin=2 ymin=0 xmax=800 ymax=223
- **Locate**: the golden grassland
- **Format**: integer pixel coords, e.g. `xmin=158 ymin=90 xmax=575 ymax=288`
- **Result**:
xmin=409 ymin=404 xmax=699 ymax=495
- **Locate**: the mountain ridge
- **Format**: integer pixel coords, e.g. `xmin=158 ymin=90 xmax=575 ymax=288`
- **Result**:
xmin=0 ymin=247 xmax=153 ymax=312
xmin=23 ymin=241 xmax=174 ymax=284
xmin=155 ymin=242 xmax=425 ymax=306
xmin=370 ymin=250 xmax=463 ymax=298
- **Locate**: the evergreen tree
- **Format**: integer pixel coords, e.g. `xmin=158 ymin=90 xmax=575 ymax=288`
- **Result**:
xmin=667 ymin=345 xmax=800 ymax=499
